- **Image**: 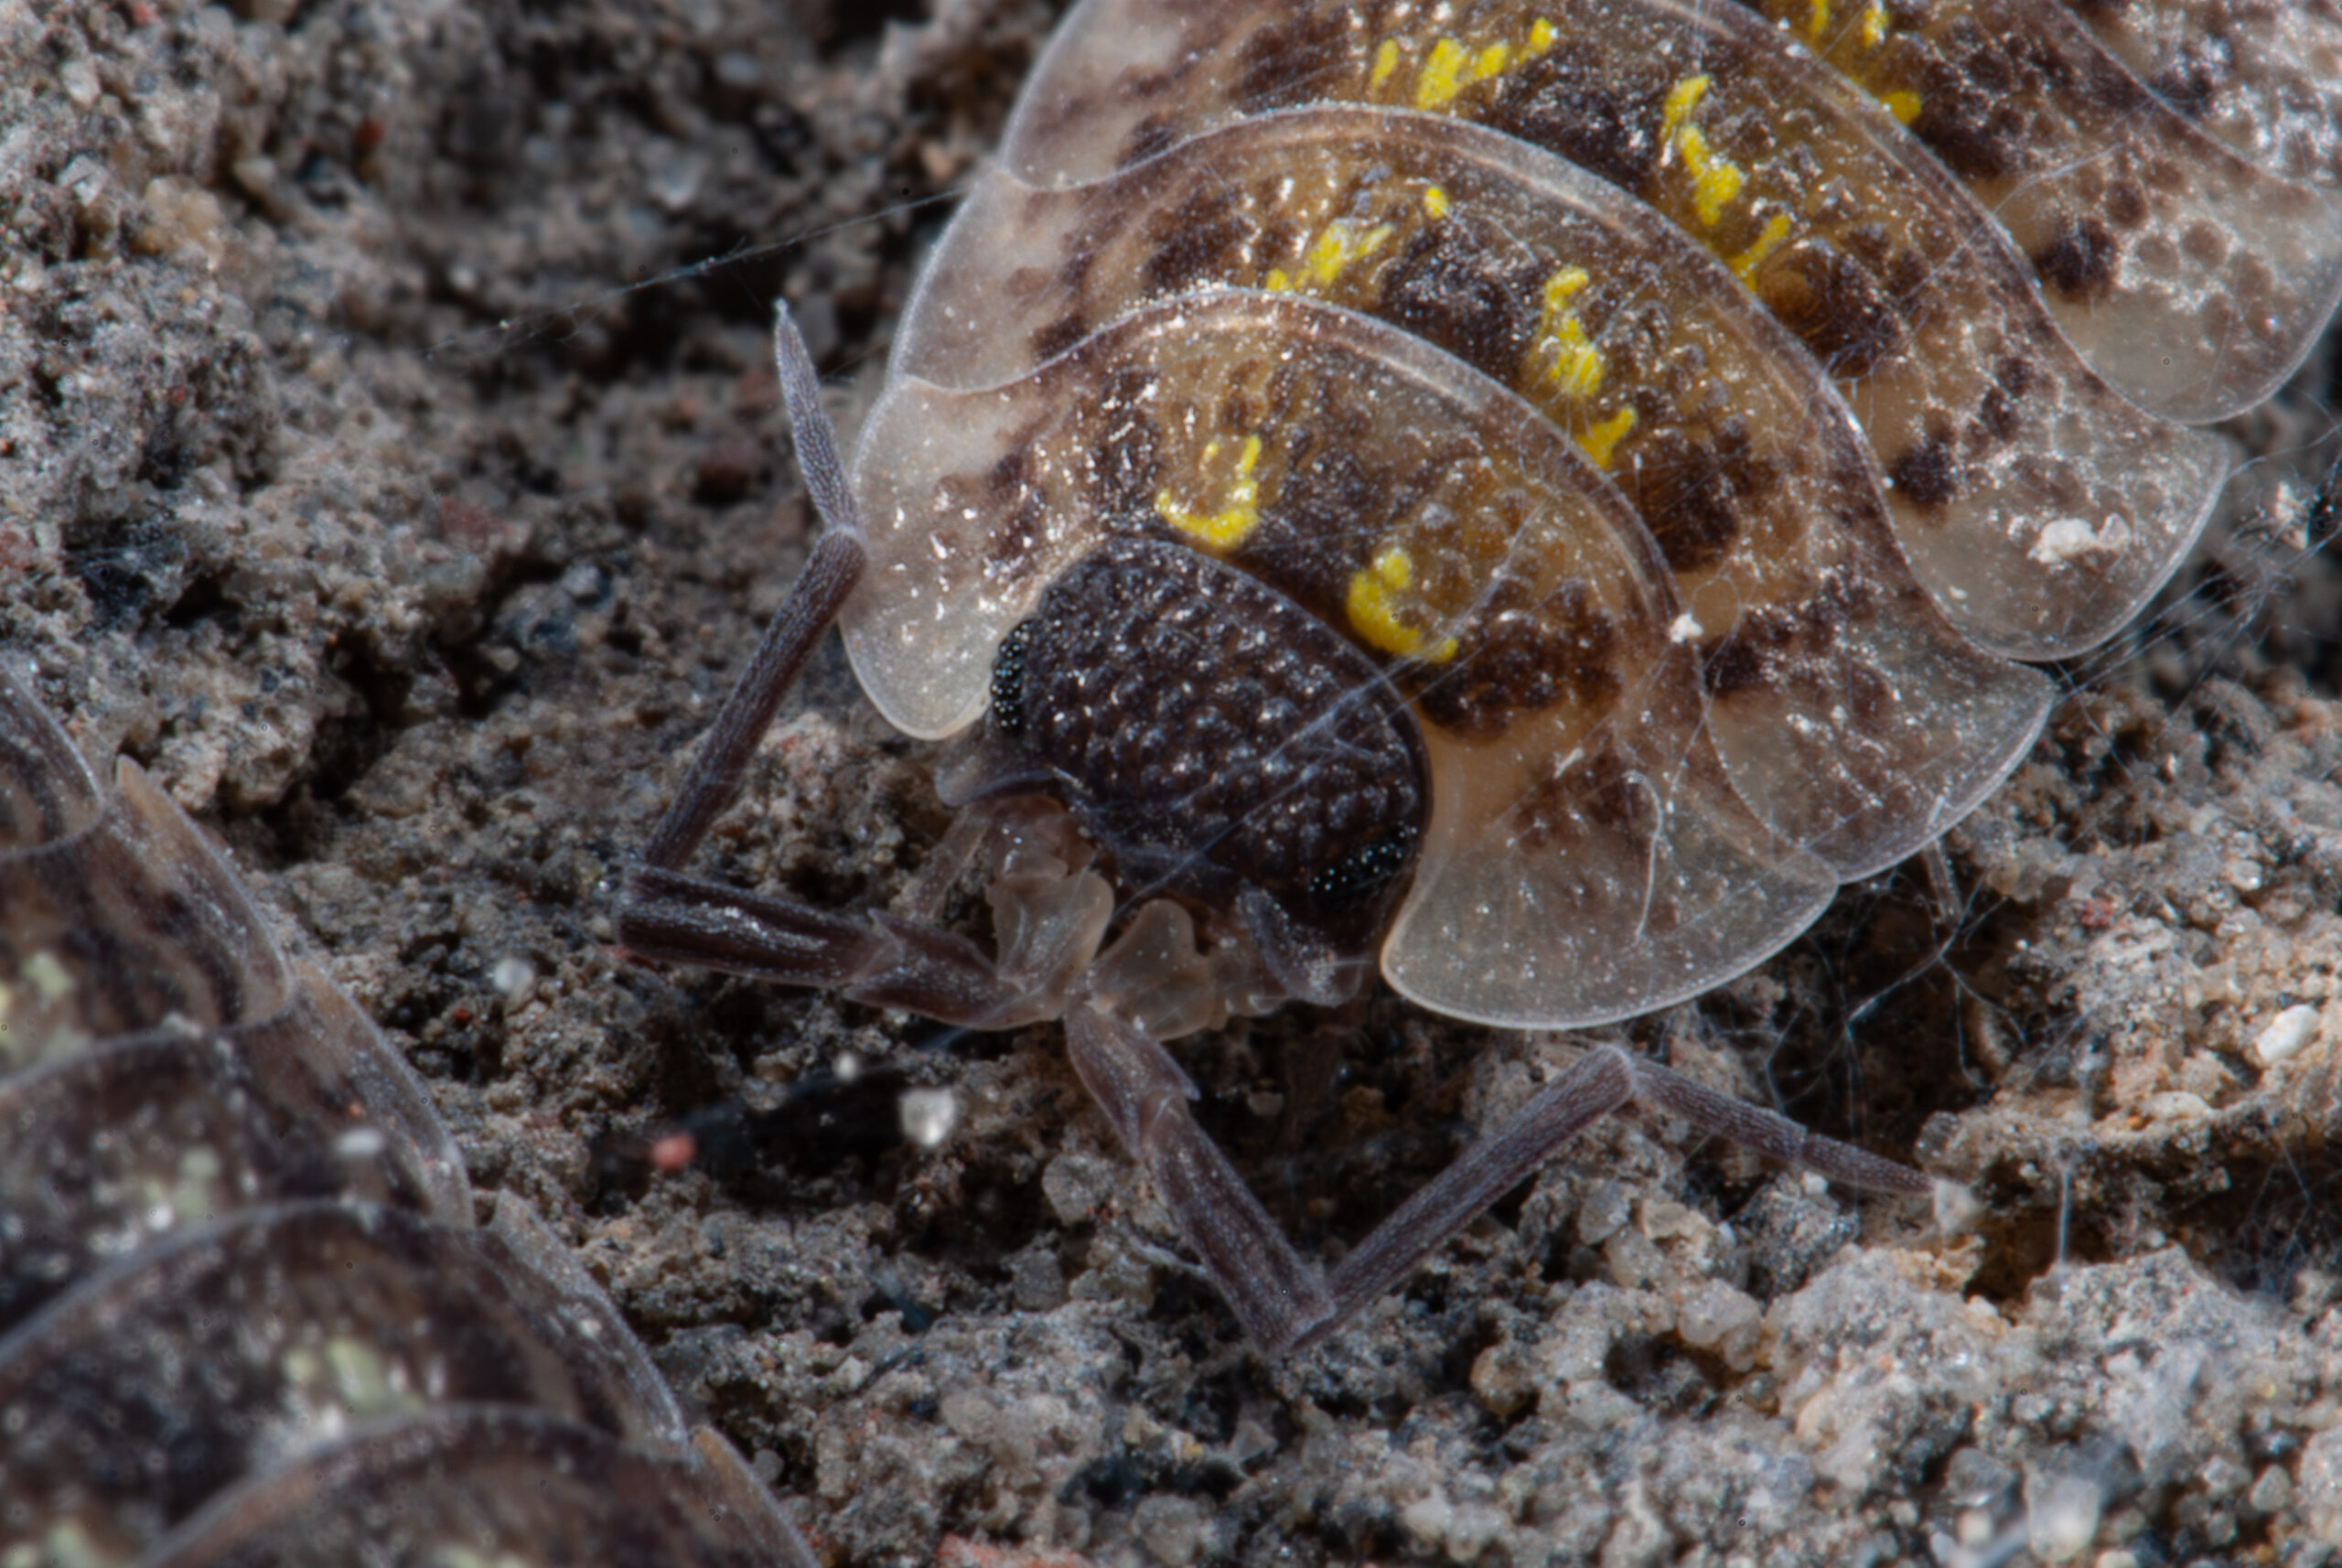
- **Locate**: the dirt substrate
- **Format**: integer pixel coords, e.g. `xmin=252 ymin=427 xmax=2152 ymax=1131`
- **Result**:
xmin=6 ymin=2 xmax=2342 ymax=1563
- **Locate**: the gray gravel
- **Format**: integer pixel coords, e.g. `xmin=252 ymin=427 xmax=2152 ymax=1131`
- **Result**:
xmin=5 ymin=2 xmax=2342 ymax=1564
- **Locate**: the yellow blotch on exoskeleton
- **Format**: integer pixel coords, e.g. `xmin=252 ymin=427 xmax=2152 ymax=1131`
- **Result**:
xmin=1824 ymin=1 xmax=1918 ymax=121
xmin=1535 ymin=266 xmax=1605 ymax=400
xmin=1347 ymin=545 xmax=1458 ymax=661
xmin=1796 ymin=0 xmax=1891 ymax=49
xmin=1660 ymin=75 xmax=1749 ymax=228
xmin=1729 ymin=211 xmax=1794 ymax=280
xmin=1305 ymin=219 xmax=1392 ymax=286
xmin=1265 ymin=217 xmax=1394 ymax=295
xmin=1423 ymin=184 xmax=1451 ymax=220
xmin=1578 ymin=406 xmax=1638 ymax=469
xmin=1529 ymin=267 xmax=1641 ymax=469
xmin=1414 ymin=37 xmax=1516 ymax=111
xmin=1156 ymin=434 xmax=1264 ymax=549
xmin=1380 ymin=17 xmax=1557 ymax=113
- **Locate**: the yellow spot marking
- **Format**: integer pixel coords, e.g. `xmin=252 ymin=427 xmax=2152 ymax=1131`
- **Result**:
xmin=1527 ymin=17 xmax=1558 ymax=54
xmin=1347 ymin=546 xmax=1456 ymax=660
xmin=1661 ymin=74 xmax=1711 ymax=145
xmin=1662 ymin=74 xmax=1749 ymax=228
xmin=1371 ymin=38 xmax=1401 ymax=90
xmin=1155 ymin=434 xmax=1263 ymax=549
xmin=1684 ymin=126 xmax=1747 ymax=225
xmin=1807 ymin=0 xmax=1829 ymax=39
xmin=1423 ymin=185 xmax=1451 ymax=220
xmin=1728 ymin=211 xmax=1795 ymax=280
xmin=1297 ymin=219 xmax=1393 ymax=288
xmin=1859 ymin=1 xmax=1888 ymax=48
xmin=1882 ymin=89 xmax=1922 ymax=124
xmin=1264 ymin=266 xmax=1291 ymax=292
xmin=1414 ymin=35 xmax=1514 ymax=111
xmin=1302 ymin=229 xmax=1348 ymax=285
xmin=1536 ymin=266 xmax=1605 ymax=399
xmin=1578 ymin=406 xmax=1638 ymax=468
xmin=1415 ymin=37 xmax=1470 ymax=109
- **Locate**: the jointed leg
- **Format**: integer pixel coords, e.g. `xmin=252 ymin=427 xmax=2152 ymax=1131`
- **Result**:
xmin=1066 ymin=1007 xmax=1933 ymax=1354
xmin=637 ymin=531 xmax=863 ymax=875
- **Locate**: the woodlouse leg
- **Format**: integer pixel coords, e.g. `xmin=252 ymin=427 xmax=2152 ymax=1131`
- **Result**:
xmin=621 ymin=864 xmax=1026 ymax=1024
xmin=1068 ymin=1007 xmax=1932 ymax=1355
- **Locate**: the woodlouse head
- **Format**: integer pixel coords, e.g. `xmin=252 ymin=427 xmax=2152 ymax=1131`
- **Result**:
xmin=979 ymin=536 xmax=1429 ymax=982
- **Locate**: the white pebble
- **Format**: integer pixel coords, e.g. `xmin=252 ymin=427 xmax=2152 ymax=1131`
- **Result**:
xmin=491 ymin=956 xmax=537 ymax=1004
xmin=898 ymin=1087 xmax=958 ymax=1149
xmin=2027 ymin=1473 xmax=2102 ymax=1562
xmin=2252 ymin=1004 xmax=2321 ymax=1067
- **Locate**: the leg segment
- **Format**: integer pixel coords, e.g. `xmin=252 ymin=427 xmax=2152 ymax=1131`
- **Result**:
xmin=621 ymin=865 xmax=1026 ymax=1025
xmin=1065 ymin=1008 xmax=1930 ymax=1354
xmin=637 ymin=530 xmax=863 ymax=875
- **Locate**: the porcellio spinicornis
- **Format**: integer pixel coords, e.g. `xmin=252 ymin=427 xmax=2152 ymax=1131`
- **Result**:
xmin=618 ymin=0 xmax=2342 ymax=1353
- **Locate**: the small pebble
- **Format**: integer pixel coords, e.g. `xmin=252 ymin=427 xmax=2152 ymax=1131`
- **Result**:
xmin=491 ymin=955 xmax=537 ymax=1004
xmin=2252 ymin=1004 xmax=2321 ymax=1067
xmin=898 ymin=1087 xmax=958 ymax=1149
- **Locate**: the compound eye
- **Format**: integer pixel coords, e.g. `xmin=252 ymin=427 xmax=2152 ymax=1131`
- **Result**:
xmin=1305 ymin=824 xmax=1420 ymax=914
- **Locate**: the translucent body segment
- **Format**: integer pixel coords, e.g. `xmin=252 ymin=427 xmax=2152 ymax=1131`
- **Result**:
xmin=2068 ymin=0 xmax=2342 ymax=192
xmin=851 ymin=290 xmax=1681 ymax=743
xmin=0 ymin=669 xmax=103 ymax=846
xmin=0 ymin=759 xmax=292 ymax=1064
xmin=1750 ymin=0 xmax=2342 ymax=422
xmin=0 ymin=671 xmax=470 ymax=1337
xmin=997 ymin=0 xmax=2231 ymax=658
xmin=0 ymin=975 xmax=471 ymax=1339
xmin=898 ymin=106 xmax=2053 ymax=874
xmin=850 ymin=288 xmax=1839 ymax=1025
xmin=143 ymin=1410 xmax=815 ymax=1568
xmin=0 ymin=1199 xmax=684 ymax=1567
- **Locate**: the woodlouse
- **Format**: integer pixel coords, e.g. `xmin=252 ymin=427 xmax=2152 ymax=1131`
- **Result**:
xmin=619 ymin=0 xmax=2342 ymax=1354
